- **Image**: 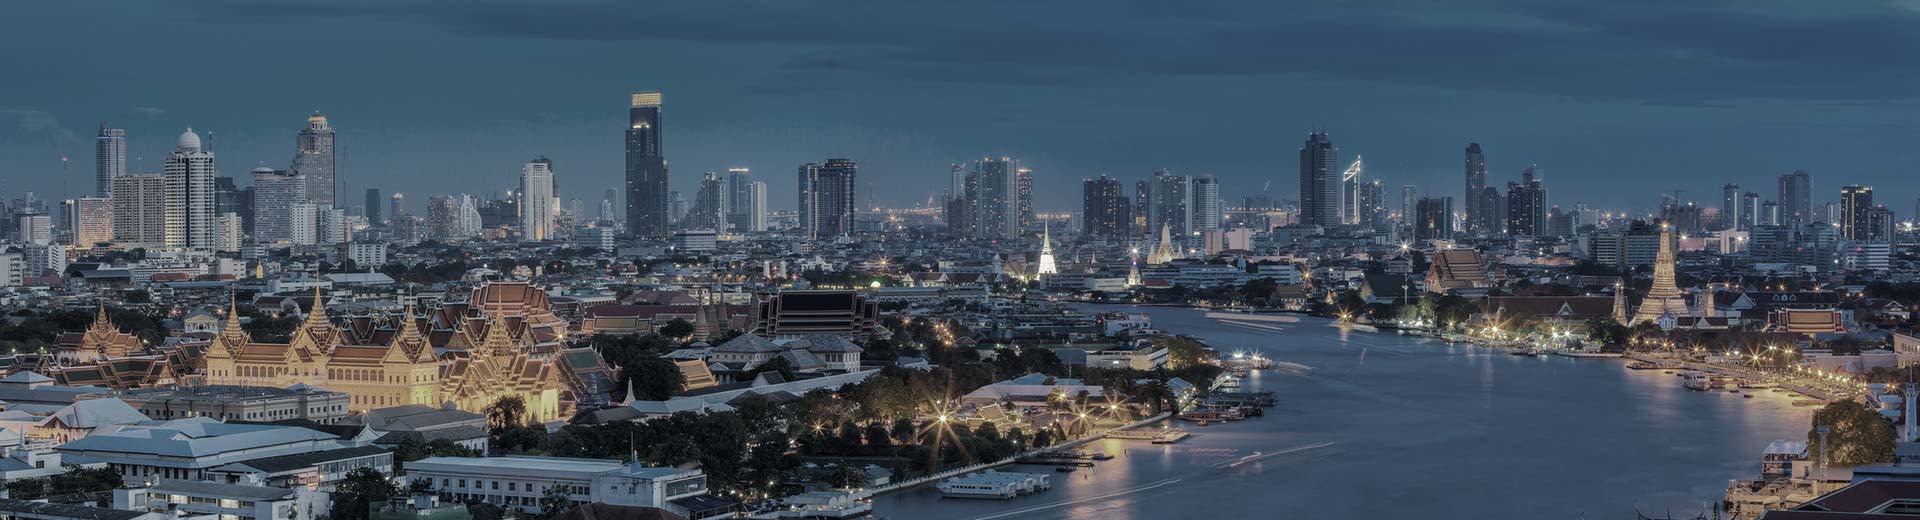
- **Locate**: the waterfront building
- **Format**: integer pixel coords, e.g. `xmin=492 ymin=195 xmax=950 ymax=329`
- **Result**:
xmin=291 ymin=113 xmax=336 ymax=206
xmin=521 ymin=157 xmax=556 ymax=241
xmin=407 ymin=455 xmax=720 ymax=517
xmin=625 ymin=91 xmax=668 ymax=237
xmin=1630 ymin=223 xmax=1692 ymax=325
xmin=798 ymin=158 xmax=858 ymax=240
xmin=1299 ymin=132 xmax=1339 ymax=227
xmin=1425 ymin=249 xmax=1490 ymax=297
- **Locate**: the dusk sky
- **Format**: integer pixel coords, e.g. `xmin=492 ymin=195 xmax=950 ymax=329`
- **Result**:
xmin=5 ymin=0 xmax=1919 ymax=216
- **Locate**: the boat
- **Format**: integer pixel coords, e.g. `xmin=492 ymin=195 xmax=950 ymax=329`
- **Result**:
xmin=1055 ymin=467 xmax=1076 ymax=473
xmin=938 ymin=471 xmax=1051 ymax=499
xmin=1508 ymin=348 xmax=1540 ymax=357
xmin=1743 ymin=394 xmax=1754 ymax=399
xmin=1792 ymin=400 xmax=1822 ymax=407
xmin=1682 ymin=372 xmax=1713 ymax=391
xmin=1090 ymin=453 xmax=1114 ymax=461
xmin=1556 ymin=348 xmax=1624 ymax=358
xmin=1739 ymin=380 xmax=1777 ymax=389
xmin=1629 ymin=360 xmax=1684 ymax=370
xmin=1151 ymin=429 xmax=1191 ymax=444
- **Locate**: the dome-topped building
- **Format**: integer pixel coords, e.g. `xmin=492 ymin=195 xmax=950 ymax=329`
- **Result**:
xmin=176 ymin=127 xmax=201 ymax=151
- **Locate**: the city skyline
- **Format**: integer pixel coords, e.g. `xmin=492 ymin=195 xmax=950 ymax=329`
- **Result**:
xmin=5 ymin=2 xmax=1920 ymax=216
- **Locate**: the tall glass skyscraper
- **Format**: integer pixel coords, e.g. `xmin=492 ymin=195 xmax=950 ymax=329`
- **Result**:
xmin=1298 ymin=132 xmax=1339 ymax=227
xmin=625 ymin=91 xmax=667 ymax=237
xmin=96 ymin=125 xmax=125 ymax=197
xmin=798 ymin=158 xmax=858 ymax=240
xmin=1463 ymin=143 xmax=1486 ymax=233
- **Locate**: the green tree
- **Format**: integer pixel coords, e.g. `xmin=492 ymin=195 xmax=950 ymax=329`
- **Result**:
xmin=486 ymin=395 xmax=527 ymax=432
xmin=621 ymin=356 xmax=686 ymax=401
xmin=658 ymin=318 xmax=695 ymax=338
xmin=329 ymin=468 xmax=396 ymax=520
xmin=1809 ymin=400 xmax=1896 ymax=467
xmin=539 ymin=485 xmax=573 ymax=519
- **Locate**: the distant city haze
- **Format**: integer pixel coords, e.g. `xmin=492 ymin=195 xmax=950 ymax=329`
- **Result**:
xmin=4 ymin=1 xmax=1919 ymax=214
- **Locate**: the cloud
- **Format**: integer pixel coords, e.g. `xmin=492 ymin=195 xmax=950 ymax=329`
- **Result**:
xmin=175 ymin=0 xmax=1920 ymax=104
xmin=132 ymin=106 xmax=167 ymax=118
xmin=0 ymin=109 xmax=77 ymax=143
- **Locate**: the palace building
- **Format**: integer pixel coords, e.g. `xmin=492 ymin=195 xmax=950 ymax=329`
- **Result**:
xmin=26 ymin=305 xmax=192 ymax=389
xmin=204 ymin=283 xmax=570 ymax=423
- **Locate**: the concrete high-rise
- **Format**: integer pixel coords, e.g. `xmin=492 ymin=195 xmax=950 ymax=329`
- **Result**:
xmin=1081 ymin=175 xmax=1130 ymax=237
xmin=250 ymin=167 xmax=306 ymax=244
xmin=797 ymin=158 xmax=857 ymax=240
xmin=111 ymin=174 xmax=167 ymax=247
xmin=95 ymin=125 xmax=125 ymax=197
xmin=1017 ymin=167 xmax=1035 ymax=232
xmin=738 ymin=181 xmax=767 ymax=233
xmin=1739 ymin=192 xmax=1761 ymax=230
xmin=1778 ymin=170 xmax=1812 ymax=225
xmin=1299 ymin=132 xmax=1339 ymax=227
xmin=1505 ymin=167 xmax=1547 ymax=237
xmin=520 ymin=158 xmax=556 ymax=241
xmin=1192 ymin=176 xmax=1223 ymax=236
xmin=366 ymin=188 xmax=383 ymax=224
xmin=1340 ymin=156 xmax=1363 ymax=225
xmin=164 ymin=128 xmax=217 ymax=250
xmin=390 ymin=193 xmax=405 ymax=220
xmin=964 ymin=157 xmax=1019 ymax=241
xmin=1463 ymin=143 xmax=1486 ymax=234
xmin=1149 ymin=170 xmax=1193 ymax=241
xmin=1840 ymin=184 xmax=1874 ymax=241
xmin=624 ymin=91 xmax=668 ymax=237
xmin=71 ymin=197 xmax=113 ymax=247
xmin=291 ymin=113 xmax=336 ymax=206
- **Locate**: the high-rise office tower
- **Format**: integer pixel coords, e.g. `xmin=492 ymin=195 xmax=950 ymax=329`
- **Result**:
xmin=1463 ymin=143 xmax=1485 ymax=233
xmin=95 ymin=125 xmax=125 ymax=197
xmin=1478 ymin=187 xmax=1503 ymax=234
xmin=1132 ymin=179 xmax=1151 ymax=235
xmin=687 ymin=170 xmax=726 ymax=230
xmin=1299 ymin=132 xmax=1339 ymax=227
xmin=1778 ymin=170 xmax=1812 ymax=225
xmin=1149 ymin=170 xmax=1193 ymax=241
xmin=949 ymin=163 xmax=966 ymax=206
xmin=1400 ymin=185 xmax=1419 ymax=225
xmin=366 ymin=188 xmax=383 ymax=224
xmin=1840 ymin=184 xmax=1874 ymax=241
xmin=1720 ymin=183 xmax=1740 ymax=231
xmin=741 ymin=181 xmax=767 ymax=232
xmin=458 ymin=194 xmax=483 ymax=237
xmin=1355 ymin=179 xmax=1385 ymax=229
xmin=1081 ymin=175 xmax=1130 ymax=237
xmin=390 ymin=193 xmax=405 ymax=220
xmin=1505 ymin=166 xmax=1546 ymax=236
xmin=426 ymin=195 xmax=456 ymax=240
xmin=164 ymin=128 xmax=217 ymax=250
xmin=1414 ymin=196 xmax=1453 ymax=242
xmin=291 ymin=113 xmax=336 ymax=206
xmin=797 ymin=158 xmax=857 ymax=240
xmin=213 ymin=176 xmax=239 ymax=218
xmin=249 ymin=168 xmax=307 ymax=243
xmin=624 ymin=91 xmax=668 ymax=237
xmin=724 ymin=167 xmax=753 ymax=231
xmin=1761 ymin=201 xmax=1781 ymax=226
xmin=1192 ymin=176 xmax=1223 ymax=236
xmin=520 ymin=158 xmax=556 ymax=241
xmin=71 ymin=197 xmax=113 ymax=247
xmin=17 ymin=214 xmax=51 ymax=246
xmin=111 ymin=174 xmax=167 ymax=247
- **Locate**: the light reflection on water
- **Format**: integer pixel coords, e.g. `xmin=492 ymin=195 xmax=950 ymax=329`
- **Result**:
xmin=871 ymin=305 xmax=1810 ymax=519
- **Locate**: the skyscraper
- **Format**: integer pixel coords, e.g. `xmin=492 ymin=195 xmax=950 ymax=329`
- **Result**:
xmin=95 ymin=125 xmax=125 ymax=197
xmin=741 ymin=181 xmax=767 ymax=233
xmin=1463 ymin=143 xmax=1485 ymax=234
xmin=725 ymin=167 xmax=753 ymax=231
xmin=966 ymin=157 xmax=1019 ymax=240
xmin=1840 ymin=184 xmax=1874 ymax=241
xmin=1414 ymin=196 xmax=1453 ymax=242
xmin=686 ymin=171 xmax=726 ymax=230
xmin=164 ymin=128 xmax=217 ymax=250
xmin=426 ymin=195 xmax=457 ymax=240
xmin=1340 ymin=156 xmax=1363 ymax=225
xmin=1299 ymin=132 xmax=1339 ymax=227
xmin=624 ymin=91 xmax=668 ymax=237
xmin=1192 ymin=175 xmax=1223 ymax=237
xmin=797 ymin=158 xmax=857 ymax=240
xmin=1739 ymin=192 xmax=1761 ymax=230
xmin=366 ymin=188 xmax=383 ymax=224
xmin=71 ymin=197 xmax=112 ymax=247
xmin=520 ymin=158 xmax=556 ymax=241
xmin=250 ymin=167 xmax=307 ymax=244
xmin=1081 ymin=175 xmax=1130 ymax=237
xmin=1356 ymin=179 xmax=1385 ymax=230
xmin=1778 ymin=170 xmax=1812 ymax=225
xmin=390 ymin=193 xmax=405 ymax=220
xmin=1149 ymin=170 xmax=1192 ymax=241
xmin=291 ymin=113 xmax=336 ymax=206
xmin=1505 ymin=167 xmax=1546 ymax=237
xmin=1720 ymin=183 xmax=1741 ymax=231
xmin=111 ymin=174 xmax=166 ymax=247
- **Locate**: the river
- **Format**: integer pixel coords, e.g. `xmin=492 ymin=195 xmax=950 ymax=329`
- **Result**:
xmin=870 ymin=304 xmax=1813 ymax=519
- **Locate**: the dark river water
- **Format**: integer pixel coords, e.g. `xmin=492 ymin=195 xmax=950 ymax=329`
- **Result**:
xmin=871 ymin=304 xmax=1812 ymax=519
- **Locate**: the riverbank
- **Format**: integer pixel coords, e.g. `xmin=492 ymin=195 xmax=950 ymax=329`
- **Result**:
xmin=858 ymin=412 xmax=1174 ymax=499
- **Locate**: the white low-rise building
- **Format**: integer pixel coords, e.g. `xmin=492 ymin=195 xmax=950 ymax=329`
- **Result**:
xmin=407 ymin=456 xmax=723 ymax=518
xmin=114 ymin=478 xmax=328 ymax=520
